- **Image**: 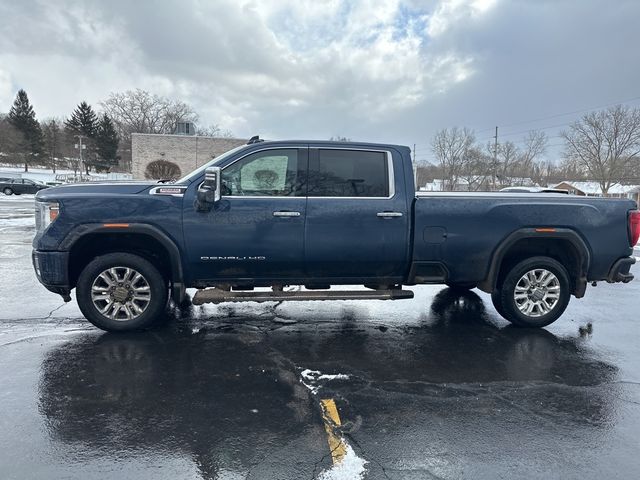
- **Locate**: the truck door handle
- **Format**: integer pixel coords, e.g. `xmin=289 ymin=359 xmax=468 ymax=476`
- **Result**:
xmin=273 ymin=211 xmax=301 ymax=217
xmin=377 ymin=212 xmax=403 ymax=218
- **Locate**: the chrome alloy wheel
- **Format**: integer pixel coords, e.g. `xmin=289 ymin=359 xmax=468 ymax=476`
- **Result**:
xmin=91 ymin=267 xmax=151 ymax=321
xmin=513 ymin=268 xmax=561 ymax=317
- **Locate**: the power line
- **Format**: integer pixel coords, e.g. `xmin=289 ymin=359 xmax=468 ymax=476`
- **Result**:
xmin=419 ymin=94 xmax=640 ymax=147
xmin=479 ymin=122 xmax=570 ymax=141
xmin=495 ymin=94 xmax=640 ymax=130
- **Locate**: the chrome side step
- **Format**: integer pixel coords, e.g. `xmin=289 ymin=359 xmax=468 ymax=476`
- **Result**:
xmin=192 ymin=288 xmax=414 ymax=305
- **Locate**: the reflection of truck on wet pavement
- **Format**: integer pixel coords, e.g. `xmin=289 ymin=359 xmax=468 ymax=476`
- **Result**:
xmin=31 ymin=138 xmax=640 ymax=331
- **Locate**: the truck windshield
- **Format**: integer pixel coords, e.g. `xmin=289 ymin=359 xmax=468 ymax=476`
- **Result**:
xmin=175 ymin=145 xmax=248 ymax=184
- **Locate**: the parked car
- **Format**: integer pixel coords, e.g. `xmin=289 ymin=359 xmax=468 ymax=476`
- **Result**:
xmin=32 ymin=139 xmax=638 ymax=332
xmin=1 ymin=177 xmax=49 ymax=195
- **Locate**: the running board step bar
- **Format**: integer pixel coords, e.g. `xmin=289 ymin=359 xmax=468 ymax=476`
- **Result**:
xmin=192 ymin=288 xmax=414 ymax=305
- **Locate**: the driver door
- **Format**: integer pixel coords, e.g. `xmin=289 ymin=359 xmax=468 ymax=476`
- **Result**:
xmin=183 ymin=147 xmax=308 ymax=282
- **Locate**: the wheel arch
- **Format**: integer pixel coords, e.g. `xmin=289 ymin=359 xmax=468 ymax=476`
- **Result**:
xmin=478 ymin=228 xmax=590 ymax=298
xmin=61 ymin=223 xmax=185 ymax=303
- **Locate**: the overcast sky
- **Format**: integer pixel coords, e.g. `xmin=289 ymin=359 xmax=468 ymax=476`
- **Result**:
xmin=1 ymin=0 xmax=639 ymax=162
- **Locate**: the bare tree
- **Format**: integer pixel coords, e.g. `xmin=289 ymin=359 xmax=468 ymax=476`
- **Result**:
xmin=490 ymin=131 xmax=548 ymax=187
xmin=518 ymin=131 xmax=547 ymax=178
xmin=101 ymin=89 xmax=198 ymax=141
xmin=0 ymin=114 xmax=25 ymax=165
xmin=495 ymin=141 xmax=520 ymax=187
xmin=431 ymin=127 xmax=475 ymax=191
xmin=458 ymin=147 xmax=493 ymax=191
xmin=41 ymin=118 xmax=66 ymax=172
xmin=196 ymin=123 xmax=234 ymax=138
xmin=428 ymin=128 xmax=548 ymax=191
xmin=561 ymin=105 xmax=640 ymax=194
xmin=144 ymin=160 xmax=182 ymax=180
xmin=415 ymin=162 xmax=441 ymax=190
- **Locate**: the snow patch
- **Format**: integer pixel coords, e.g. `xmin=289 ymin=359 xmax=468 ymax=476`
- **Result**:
xmin=0 ymin=215 xmax=35 ymax=229
xmin=300 ymin=369 xmax=350 ymax=394
xmin=317 ymin=442 xmax=368 ymax=480
xmin=0 ymin=194 xmax=36 ymax=202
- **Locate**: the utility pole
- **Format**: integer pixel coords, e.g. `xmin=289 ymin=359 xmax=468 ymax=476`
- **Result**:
xmin=493 ymin=126 xmax=498 ymax=190
xmin=74 ymin=135 xmax=87 ymax=181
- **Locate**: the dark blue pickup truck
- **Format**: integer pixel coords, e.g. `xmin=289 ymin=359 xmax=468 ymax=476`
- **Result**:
xmin=32 ymin=139 xmax=639 ymax=331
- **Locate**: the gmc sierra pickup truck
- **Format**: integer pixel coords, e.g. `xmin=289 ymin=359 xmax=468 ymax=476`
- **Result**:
xmin=32 ymin=139 xmax=639 ymax=331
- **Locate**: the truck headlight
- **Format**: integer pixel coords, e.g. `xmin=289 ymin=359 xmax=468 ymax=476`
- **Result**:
xmin=36 ymin=201 xmax=60 ymax=231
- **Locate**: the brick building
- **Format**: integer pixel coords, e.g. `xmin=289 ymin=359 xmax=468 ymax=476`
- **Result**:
xmin=131 ymin=133 xmax=246 ymax=179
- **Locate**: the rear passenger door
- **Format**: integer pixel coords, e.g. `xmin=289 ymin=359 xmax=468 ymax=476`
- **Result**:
xmin=13 ymin=179 xmax=26 ymax=194
xmin=304 ymin=147 xmax=409 ymax=280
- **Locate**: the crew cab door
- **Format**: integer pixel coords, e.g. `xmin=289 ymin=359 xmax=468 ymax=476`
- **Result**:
xmin=304 ymin=147 xmax=409 ymax=280
xmin=183 ymin=147 xmax=308 ymax=281
xmin=12 ymin=179 xmax=26 ymax=194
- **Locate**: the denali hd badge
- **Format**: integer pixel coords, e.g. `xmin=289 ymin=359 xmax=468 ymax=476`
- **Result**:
xmin=150 ymin=186 xmax=187 ymax=196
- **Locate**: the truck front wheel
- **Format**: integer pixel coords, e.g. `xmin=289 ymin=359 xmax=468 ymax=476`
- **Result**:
xmin=494 ymin=256 xmax=571 ymax=328
xmin=76 ymin=253 xmax=168 ymax=332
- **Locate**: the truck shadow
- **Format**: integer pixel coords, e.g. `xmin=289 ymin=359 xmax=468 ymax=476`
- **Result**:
xmin=37 ymin=288 xmax=618 ymax=478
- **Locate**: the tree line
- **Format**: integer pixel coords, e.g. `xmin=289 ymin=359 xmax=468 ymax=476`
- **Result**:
xmin=425 ymin=105 xmax=640 ymax=194
xmin=0 ymin=88 xmax=231 ymax=173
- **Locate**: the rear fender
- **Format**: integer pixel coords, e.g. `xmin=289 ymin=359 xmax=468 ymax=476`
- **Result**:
xmin=478 ymin=228 xmax=591 ymax=297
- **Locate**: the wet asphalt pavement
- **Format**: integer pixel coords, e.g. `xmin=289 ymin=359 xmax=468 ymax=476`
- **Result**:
xmin=1 ymin=195 xmax=640 ymax=479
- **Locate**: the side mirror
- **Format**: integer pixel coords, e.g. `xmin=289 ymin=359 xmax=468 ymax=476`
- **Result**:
xmin=195 ymin=167 xmax=221 ymax=212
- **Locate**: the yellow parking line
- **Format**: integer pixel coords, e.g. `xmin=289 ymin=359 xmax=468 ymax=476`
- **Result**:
xmin=320 ymin=398 xmax=347 ymax=464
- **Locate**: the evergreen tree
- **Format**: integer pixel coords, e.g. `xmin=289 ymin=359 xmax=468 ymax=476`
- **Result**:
xmin=8 ymin=89 xmax=44 ymax=171
xmin=65 ymin=101 xmax=98 ymax=173
xmin=65 ymin=101 xmax=98 ymax=137
xmin=94 ymin=114 xmax=119 ymax=171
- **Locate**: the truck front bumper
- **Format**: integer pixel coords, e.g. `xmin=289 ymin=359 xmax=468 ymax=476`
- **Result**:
xmin=606 ymin=256 xmax=636 ymax=283
xmin=32 ymin=250 xmax=72 ymax=301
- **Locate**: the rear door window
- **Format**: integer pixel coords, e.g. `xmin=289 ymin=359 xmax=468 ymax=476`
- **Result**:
xmin=309 ymin=149 xmax=390 ymax=197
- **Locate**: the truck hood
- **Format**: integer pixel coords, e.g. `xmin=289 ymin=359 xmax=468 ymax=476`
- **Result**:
xmin=36 ymin=181 xmax=157 ymax=200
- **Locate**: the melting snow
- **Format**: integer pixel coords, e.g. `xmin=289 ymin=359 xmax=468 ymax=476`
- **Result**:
xmin=300 ymin=369 xmax=350 ymax=394
xmin=317 ymin=442 xmax=368 ymax=480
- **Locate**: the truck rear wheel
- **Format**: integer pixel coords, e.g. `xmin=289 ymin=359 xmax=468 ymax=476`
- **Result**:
xmin=76 ymin=253 xmax=168 ymax=332
xmin=494 ymin=256 xmax=571 ymax=328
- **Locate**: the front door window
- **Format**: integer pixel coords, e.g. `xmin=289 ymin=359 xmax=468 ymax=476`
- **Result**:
xmin=221 ymin=149 xmax=304 ymax=197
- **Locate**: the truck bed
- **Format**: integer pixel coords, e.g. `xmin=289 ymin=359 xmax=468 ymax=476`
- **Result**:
xmin=412 ymin=191 xmax=635 ymax=284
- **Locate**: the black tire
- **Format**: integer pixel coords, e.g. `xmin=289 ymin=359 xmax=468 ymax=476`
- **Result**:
xmin=3 ymin=187 xmax=13 ymax=195
xmin=445 ymin=282 xmax=476 ymax=292
xmin=76 ymin=253 xmax=168 ymax=332
xmin=494 ymin=256 xmax=571 ymax=328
